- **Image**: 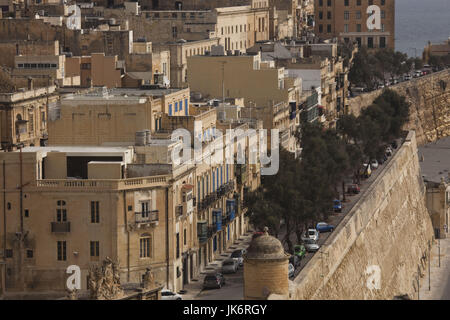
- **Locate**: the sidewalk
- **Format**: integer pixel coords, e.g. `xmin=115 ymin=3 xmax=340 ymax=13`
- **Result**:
xmin=181 ymin=232 xmax=253 ymax=300
xmin=418 ymin=238 xmax=450 ymax=300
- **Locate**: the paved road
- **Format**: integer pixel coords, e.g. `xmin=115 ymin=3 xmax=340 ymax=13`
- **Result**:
xmin=287 ymin=139 xmax=403 ymax=278
xmin=182 ymin=234 xmax=251 ymax=300
xmin=195 ymin=268 xmax=244 ymax=300
xmin=418 ymin=238 xmax=450 ymax=300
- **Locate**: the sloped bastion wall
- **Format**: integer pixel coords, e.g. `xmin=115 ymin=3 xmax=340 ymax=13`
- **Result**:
xmin=290 ymin=131 xmax=434 ymax=300
xmin=349 ymin=69 xmax=450 ymax=146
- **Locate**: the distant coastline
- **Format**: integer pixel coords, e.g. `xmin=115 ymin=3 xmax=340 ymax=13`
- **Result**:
xmin=396 ymin=0 xmax=450 ymax=57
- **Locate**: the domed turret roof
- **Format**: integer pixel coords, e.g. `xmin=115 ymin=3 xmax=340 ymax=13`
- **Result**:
xmin=245 ymin=227 xmax=289 ymax=261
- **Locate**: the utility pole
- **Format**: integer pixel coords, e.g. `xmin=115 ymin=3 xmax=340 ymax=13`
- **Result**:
xmin=428 ymin=240 xmax=431 ymax=291
xmin=417 ymin=266 xmax=420 ymax=300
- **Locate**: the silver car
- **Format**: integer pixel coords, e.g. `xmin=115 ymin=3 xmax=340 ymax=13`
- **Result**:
xmin=303 ymin=239 xmax=320 ymax=252
xmin=222 ymin=258 xmax=239 ymax=274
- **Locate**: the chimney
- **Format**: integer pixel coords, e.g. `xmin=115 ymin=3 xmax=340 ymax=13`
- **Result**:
xmin=27 ymin=77 xmax=33 ymax=91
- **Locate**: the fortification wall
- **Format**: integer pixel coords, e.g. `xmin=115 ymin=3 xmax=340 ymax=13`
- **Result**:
xmin=348 ymin=70 xmax=450 ymax=146
xmin=290 ymin=131 xmax=434 ymax=300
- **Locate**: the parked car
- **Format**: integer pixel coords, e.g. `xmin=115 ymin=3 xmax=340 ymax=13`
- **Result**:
xmin=385 ymin=146 xmax=393 ymax=156
xmin=316 ymin=222 xmax=335 ymax=233
xmin=377 ymin=154 xmax=387 ymax=165
xmin=360 ymin=164 xmax=372 ymax=179
xmin=288 ymin=263 xmax=295 ymax=278
xmin=347 ymin=184 xmax=360 ymax=194
xmin=413 ymin=71 xmax=422 ymax=78
xmin=294 ymin=244 xmax=306 ymax=259
xmin=289 ymin=255 xmax=301 ymax=268
xmin=303 ymin=239 xmax=320 ymax=252
xmin=161 ymin=289 xmax=183 ymax=300
xmin=230 ymin=249 xmax=244 ymax=267
xmin=222 ymin=258 xmax=239 ymax=274
xmin=333 ymin=199 xmax=342 ymax=212
xmin=403 ymin=74 xmax=412 ymax=81
xmin=370 ymin=159 xmax=379 ymax=169
xmin=203 ymin=272 xmax=225 ymax=289
xmin=302 ymin=229 xmax=319 ymax=242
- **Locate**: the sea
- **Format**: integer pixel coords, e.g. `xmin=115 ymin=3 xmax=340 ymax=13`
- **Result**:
xmin=396 ymin=0 xmax=450 ymax=57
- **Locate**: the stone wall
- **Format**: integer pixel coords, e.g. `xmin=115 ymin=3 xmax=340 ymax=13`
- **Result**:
xmin=290 ymin=131 xmax=434 ymax=300
xmin=348 ymin=69 xmax=450 ymax=146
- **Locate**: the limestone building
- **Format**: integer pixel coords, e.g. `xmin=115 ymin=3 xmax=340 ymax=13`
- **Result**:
xmin=0 ymin=85 xmax=58 ymax=150
xmin=65 ymin=53 xmax=124 ymax=88
xmin=47 ymin=87 xmax=190 ymax=146
xmin=314 ymin=0 xmax=395 ymax=49
xmin=419 ymin=136 xmax=450 ymax=239
xmin=187 ymin=46 xmax=302 ymax=154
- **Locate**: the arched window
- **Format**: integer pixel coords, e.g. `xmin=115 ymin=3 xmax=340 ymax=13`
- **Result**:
xmin=56 ymin=200 xmax=67 ymax=222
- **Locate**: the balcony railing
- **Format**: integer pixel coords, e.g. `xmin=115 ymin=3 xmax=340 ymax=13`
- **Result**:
xmin=135 ymin=210 xmax=159 ymax=226
xmin=51 ymin=221 xmax=70 ymax=233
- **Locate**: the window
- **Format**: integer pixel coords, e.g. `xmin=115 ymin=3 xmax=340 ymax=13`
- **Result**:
xmin=356 ymin=24 xmax=362 ymax=32
xmin=319 ymin=0 xmax=323 ymax=6
xmin=57 ymin=200 xmax=67 ymax=222
xmin=356 ymin=37 xmax=362 ymax=47
xmin=25 ymin=209 xmax=29 ymax=218
xmin=368 ymin=37 xmax=374 ymax=48
xmin=344 ymin=11 xmax=349 ymax=20
xmin=140 ymin=236 xmax=151 ymax=258
xmin=327 ymin=24 xmax=332 ymax=33
xmin=319 ymin=11 xmax=323 ymax=20
xmin=90 ymin=241 xmax=99 ymax=257
xmin=141 ymin=201 xmax=149 ymax=217
xmin=184 ymin=229 xmax=187 ymax=245
xmin=327 ymin=11 xmax=332 ymax=20
xmin=344 ymin=0 xmax=349 ymax=6
xmin=26 ymin=249 xmax=33 ymax=258
xmin=5 ymin=249 xmax=13 ymax=258
xmin=356 ymin=11 xmax=361 ymax=19
xmin=381 ymin=0 xmax=385 ymax=5
xmin=380 ymin=37 xmax=386 ymax=48
xmin=176 ymin=233 xmax=180 ymax=258
xmin=381 ymin=10 xmax=385 ymax=19
xmin=344 ymin=24 xmax=349 ymax=33
xmin=91 ymin=201 xmax=99 ymax=223
xmin=57 ymin=241 xmax=66 ymax=261
xmin=327 ymin=0 xmax=331 ymax=6
xmin=357 ymin=0 xmax=361 ymax=5
xmin=319 ymin=24 xmax=323 ymax=33
xmin=369 ymin=0 xmax=373 ymax=5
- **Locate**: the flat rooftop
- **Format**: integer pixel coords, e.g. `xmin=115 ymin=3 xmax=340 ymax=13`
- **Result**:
xmin=62 ymin=87 xmax=186 ymax=104
xmin=17 ymin=145 xmax=131 ymax=156
xmin=418 ymin=136 xmax=450 ymax=183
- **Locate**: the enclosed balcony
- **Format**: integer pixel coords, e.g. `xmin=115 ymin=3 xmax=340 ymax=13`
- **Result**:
xmin=135 ymin=210 xmax=159 ymax=228
xmin=51 ymin=221 xmax=71 ymax=233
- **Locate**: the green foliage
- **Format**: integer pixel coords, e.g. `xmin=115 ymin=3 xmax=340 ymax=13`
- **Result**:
xmin=246 ymin=90 xmax=410 ymax=249
xmin=349 ymin=48 xmax=413 ymax=89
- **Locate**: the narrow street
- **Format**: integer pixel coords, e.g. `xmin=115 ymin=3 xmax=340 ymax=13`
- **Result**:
xmin=181 ymin=233 xmax=252 ymax=300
